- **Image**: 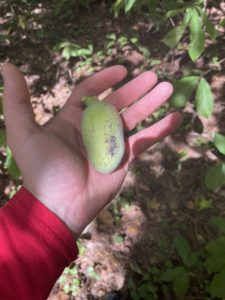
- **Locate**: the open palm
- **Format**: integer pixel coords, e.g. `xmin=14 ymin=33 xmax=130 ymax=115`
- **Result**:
xmin=1 ymin=64 xmax=182 ymax=238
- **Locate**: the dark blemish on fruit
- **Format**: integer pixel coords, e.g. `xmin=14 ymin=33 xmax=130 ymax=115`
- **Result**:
xmin=105 ymin=135 xmax=118 ymax=157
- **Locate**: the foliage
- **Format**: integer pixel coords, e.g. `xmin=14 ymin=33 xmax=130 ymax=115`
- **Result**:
xmin=205 ymin=217 xmax=225 ymax=298
xmin=127 ymin=216 xmax=225 ymax=299
xmin=0 ymin=85 xmax=20 ymax=179
xmin=54 ymin=32 xmax=142 ymax=74
xmin=55 ymin=41 xmax=94 ymax=60
xmin=4 ymin=147 xmax=20 ymax=179
xmin=59 ymin=266 xmax=80 ymax=296
xmin=205 ymin=133 xmax=225 ymax=190
xmin=170 ymin=75 xmax=214 ymax=117
xmin=113 ymin=0 xmax=218 ymax=61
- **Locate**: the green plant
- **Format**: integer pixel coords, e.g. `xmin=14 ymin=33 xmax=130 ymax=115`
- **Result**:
xmin=160 ymin=235 xmax=202 ymax=297
xmin=126 ymin=217 xmax=225 ymax=299
xmin=4 ymin=147 xmax=20 ymax=179
xmin=105 ymin=33 xmax=140 ymax=55
xmin=170 ymin=75 xmax=214 ymax=118
xmin=56 ymin=41 xmax=94 ymax=60
xmin=0 ymin=85 xmax=20 ymax=179
xmin=205 ymin=133 xmax=225 ymax=190
xmin=76 ymin=240 xmax=86 ymax=256
xmin=205 ymin=216 xmax=225 ymax=298
xmin=113 ymin=0 xmax=218 ymax=62
xmin=127 ymin=270 xmax=158 ymax=300
xmin=59 ymin=266 xmax=80 ymax=296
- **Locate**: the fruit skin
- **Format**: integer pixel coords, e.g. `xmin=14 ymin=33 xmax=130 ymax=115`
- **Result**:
xmin=81 ymin=96 xmax=125 ymax=174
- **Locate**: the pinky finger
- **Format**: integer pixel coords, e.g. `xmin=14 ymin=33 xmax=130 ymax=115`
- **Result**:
xmin=128 ymin=112 xmax=183 ymax=160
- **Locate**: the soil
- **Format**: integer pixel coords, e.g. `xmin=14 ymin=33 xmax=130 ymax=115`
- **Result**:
xmin=0 ymin=1 xmax=225 ymax=299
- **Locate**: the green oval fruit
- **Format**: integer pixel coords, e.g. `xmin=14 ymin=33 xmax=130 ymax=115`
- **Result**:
xmin=81 ymin=96 xmax=125 ymax=174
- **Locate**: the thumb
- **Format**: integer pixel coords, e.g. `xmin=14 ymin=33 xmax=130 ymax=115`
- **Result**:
xmin=1 ymin=63 xmax=36 ymax=149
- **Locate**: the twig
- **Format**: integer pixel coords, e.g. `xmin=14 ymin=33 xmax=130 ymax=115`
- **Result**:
xmin=202 ymin=57 xmax=225 ymax=77
xmin=156 ymin=0 xmax=175 ymax=27
xmin=169 ymin=18 xmax=175 ymax=27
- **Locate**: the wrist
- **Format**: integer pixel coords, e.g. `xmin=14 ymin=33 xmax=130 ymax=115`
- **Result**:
xmin=22 ymin=184 xmax=82 ymax=240
xmin=40 ymin=200 xmax=81 ymax=240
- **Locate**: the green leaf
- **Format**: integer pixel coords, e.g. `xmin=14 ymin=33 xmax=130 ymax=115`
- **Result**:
xmin=214 ymin=133 xmax=225 ymax=155
xmin=197 ymin=195 xmax=212 ymax=210
xmin=173 ymin=269 xmax=189 ymax=297
xmin=174 ymin=235 xmax=190 ymax=266
xmin=130 ymin=37 xmax=138 ymax=44
xmin=205 ymin=163 xmax=225 ymax=190
xmin=4 ymin=147 xmax=20 ymax=179
xmin=195 ymin=78 xmax=214 ymax=118
xmin=76 ymin=48 xmax=93 ymax=57
xmin=150 ymin=59 xmax=161 ymax=66
xmin=0 ymin=130 xmax=6 ymax=147
xmin=188 ymin=8 xmax=205 ymax=61
xmin=118 ymin=35 xmax=129 ymax=47
xmin=186 ymin=251 xmax=200 ymax=268
xmin=205 ymin=255 xmax=225 ymax=273
xmin=166 ymin=8 xmax=186 ymax=18
xmin=203 ymin=13 xmax=217 ymax=41
xmin=210 ymin=269 xmax=225 ymax=297
xmin=161 ymin=266 xmax=184 ymax=282
xmin=62 ymin=46 xmax=71 ymax=60
xmin=113 ymin=0 xmax=124 ymax=17
xmin=206 ymin=237 xmax=225 ymax=255
xmin=107 ymin=33 xmax=116 ymax=40
xmin=106 ymin=40 xmax=116 ymax=49
xmin=161 ymin=21 xmax=187 ymax=48
xmin=170 ymin=76 xmax=199 ymax=108
xmin=166 ymin=5 xmax=194 ymax=19
xmin=76 ymin=240 xmax=86 ymax=256
xmin=125 ymin=0 xmax=136 ymax=13
xmin=211 ymin=216 xmax=225 ymax=234
xmin=139 ymin=46 xmax=150 ymax=58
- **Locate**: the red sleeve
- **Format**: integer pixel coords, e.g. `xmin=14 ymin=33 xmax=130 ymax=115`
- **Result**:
xmin=0 ymin=186 xmax=78 ymax=300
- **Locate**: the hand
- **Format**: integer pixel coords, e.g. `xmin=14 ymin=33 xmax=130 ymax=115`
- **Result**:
xmin=1 ymin=63 xmax=182 ymax=238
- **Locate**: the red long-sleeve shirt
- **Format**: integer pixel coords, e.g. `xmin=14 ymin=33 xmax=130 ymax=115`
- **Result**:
xmin=0 ymin=186 xmax=78 ymax=300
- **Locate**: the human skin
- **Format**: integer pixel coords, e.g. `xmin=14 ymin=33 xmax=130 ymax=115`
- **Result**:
xmin=1 ymin=64 xmax=182 ymax=239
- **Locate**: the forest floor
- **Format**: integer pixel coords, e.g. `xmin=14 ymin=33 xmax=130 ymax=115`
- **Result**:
xmin=1 ymin=1 xmax=225 ymax=299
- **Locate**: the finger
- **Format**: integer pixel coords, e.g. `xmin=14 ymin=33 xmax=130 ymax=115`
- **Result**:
xmin=122 ymin=82 xmax=173 ymax=130
xmin=66 ymin=65 xmax=127 ymax=108
xmin=105 ymin=71 xmax=158 ymax=111
xmin=1 ymin=63 xmax=36 ymax=147
xmin=128 ymin=112 xmax=183 ymax=160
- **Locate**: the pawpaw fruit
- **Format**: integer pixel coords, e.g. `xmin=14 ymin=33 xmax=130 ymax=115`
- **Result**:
xmin=81 ymin=96 xmax=125 ymax=174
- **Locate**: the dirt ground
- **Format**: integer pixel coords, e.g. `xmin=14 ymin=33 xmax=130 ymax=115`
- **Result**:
xmin=1 ymin=1 xmax=225 ymax=299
